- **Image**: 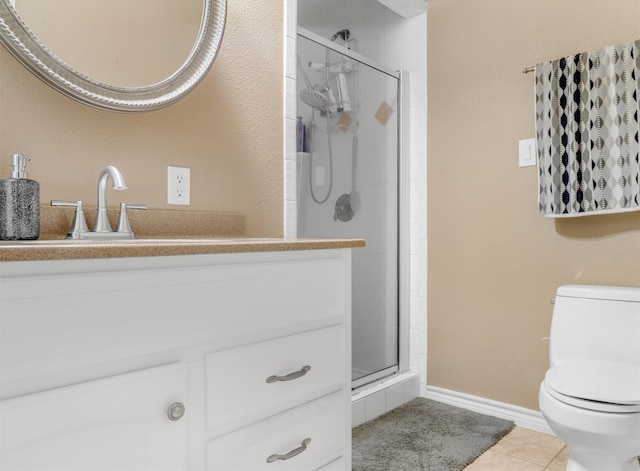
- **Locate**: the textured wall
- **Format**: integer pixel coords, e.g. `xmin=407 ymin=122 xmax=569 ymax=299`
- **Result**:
xmin=0 ymin=2 xmax=283 ymax=237
xmin=427 ymin=0 xmax=640 ymax=410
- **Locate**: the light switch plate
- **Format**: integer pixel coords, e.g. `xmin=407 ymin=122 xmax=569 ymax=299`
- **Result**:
xmin=519 ymin=138 xmax=536 ymax=167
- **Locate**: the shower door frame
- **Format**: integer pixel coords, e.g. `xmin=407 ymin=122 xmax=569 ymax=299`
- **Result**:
xmin=296 ymin=27 xmax=410 ymax=391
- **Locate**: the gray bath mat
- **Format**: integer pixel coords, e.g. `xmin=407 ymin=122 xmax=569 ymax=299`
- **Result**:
xmin=352 ymin=397 xmax=514 ymax=471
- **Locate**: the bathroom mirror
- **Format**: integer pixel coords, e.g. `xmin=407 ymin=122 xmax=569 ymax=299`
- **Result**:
xmin=0 ymin=0 xmax=226 ymax=112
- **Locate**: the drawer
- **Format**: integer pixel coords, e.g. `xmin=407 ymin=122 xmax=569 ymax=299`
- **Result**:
xmin=1 ymin=252 xmax=349 ymax=396
xmin=206 ymin=326 xmax=346 ymax=434
xmin=206 ymin=391 xmax=347 ymax=471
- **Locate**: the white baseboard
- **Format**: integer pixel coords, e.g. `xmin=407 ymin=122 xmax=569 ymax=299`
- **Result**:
xmin=426 ymin=385 xmax=555 ymax=436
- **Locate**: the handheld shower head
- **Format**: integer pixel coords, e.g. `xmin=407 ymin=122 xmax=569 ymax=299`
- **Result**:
xmin=299 ymin=87 xmax=329 ymax=112
xmin=297 ymin=55 xmax=330 ymax=111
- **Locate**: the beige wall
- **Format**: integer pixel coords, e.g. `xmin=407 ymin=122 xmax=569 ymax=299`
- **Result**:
xmin=0 ymin=2 xmax=284 ymax=237
xmin=427 ymin=0 xmax=640 ymax=410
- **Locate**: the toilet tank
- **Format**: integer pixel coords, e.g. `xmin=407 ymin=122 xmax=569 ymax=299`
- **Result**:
xmin=549 ymin=285 xmax=640 ymax=368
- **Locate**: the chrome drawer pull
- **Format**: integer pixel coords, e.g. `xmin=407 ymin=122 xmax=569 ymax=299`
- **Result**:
xmin=266 ymin=365 xmax=311 ymax=384
xmin=266 ymin=438 xmax=311 ymax=463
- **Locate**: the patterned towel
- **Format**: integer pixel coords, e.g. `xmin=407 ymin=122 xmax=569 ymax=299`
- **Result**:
xmin=535 ymin=39 xmax=640 ymax=217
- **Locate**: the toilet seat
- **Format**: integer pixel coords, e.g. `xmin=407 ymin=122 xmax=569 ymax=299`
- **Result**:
xmin=545 ymin=360 xmax=640 ymax=413
xmin=543 ymin=381 xmax=640 ymax=413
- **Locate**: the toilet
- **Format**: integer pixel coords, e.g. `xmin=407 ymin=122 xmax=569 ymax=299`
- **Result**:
xmin=539 ymin=285 xmax=640 ymax=471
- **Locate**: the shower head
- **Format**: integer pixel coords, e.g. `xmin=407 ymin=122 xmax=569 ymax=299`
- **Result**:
xmin=297 ymin=54 xmax=330 ymax=111
xmin=299 ymin=87 xmax=328 ymax=112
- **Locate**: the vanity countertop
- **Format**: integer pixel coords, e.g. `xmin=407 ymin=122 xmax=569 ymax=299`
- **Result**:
xmin=0 ymin=238 xmax=366 ymax=262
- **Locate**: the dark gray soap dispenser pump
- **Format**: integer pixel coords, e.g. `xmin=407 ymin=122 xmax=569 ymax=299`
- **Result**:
xmin=0 ymin=154 xmax=40 ymax=240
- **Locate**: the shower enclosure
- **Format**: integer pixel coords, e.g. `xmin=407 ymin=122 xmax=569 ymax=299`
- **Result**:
xmin=296 ymin=28 xmax=405 ymax=389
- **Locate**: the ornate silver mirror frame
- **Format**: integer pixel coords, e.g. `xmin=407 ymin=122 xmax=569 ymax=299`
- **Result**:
xmin=0 ymin=0 xmax=226 ymax=112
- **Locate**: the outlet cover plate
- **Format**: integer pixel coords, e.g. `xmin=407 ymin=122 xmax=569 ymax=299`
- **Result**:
xmin=167 ymin=166 xmax=190 ymax=205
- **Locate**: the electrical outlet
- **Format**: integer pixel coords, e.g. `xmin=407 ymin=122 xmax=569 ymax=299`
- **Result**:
xmin=167 ymin=166 xmax=190 ymax=205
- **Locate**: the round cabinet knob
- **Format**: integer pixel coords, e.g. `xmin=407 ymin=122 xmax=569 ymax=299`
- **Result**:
xmin=167 ymin=402 xmax=186 ymax=421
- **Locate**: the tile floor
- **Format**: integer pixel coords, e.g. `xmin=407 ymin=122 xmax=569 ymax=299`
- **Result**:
xmin=464 ymin=427 xmax=568 ymax=471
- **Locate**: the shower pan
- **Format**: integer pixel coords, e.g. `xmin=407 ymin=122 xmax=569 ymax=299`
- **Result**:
xmin=296 ymin=28 xmax=406 ymax=390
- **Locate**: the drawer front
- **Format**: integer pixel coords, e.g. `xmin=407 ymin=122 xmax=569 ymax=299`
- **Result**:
xmin=206 ymin=326 xmax=346 ymax=434
xmin=206 ymin=391 xmax=347 ymax=471
xmin=1 ymin=252 xmax=350 ymax=397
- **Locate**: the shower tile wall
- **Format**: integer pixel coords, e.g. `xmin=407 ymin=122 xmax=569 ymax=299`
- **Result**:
xmin=284 ymin=0 xmax=427 ymax=394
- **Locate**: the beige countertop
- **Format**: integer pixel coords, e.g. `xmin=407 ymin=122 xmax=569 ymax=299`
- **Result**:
xmin=0 ymin=238 xmax=366 ymax=262
xmin=1 ymin=207 xmax=364 ymax=262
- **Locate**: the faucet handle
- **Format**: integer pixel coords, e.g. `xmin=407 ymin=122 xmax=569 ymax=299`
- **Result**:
xmin=124 ymin=204 xmax=147 ymax=211
xmin=51 ymin=200 xmax=89 ymax=239
xmin=115 ymin=203 xmax=147 ymax=237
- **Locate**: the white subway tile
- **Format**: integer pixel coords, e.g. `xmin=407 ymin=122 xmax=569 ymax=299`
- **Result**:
xmin=352 ymin=398 xmax=367 ymax=427
xmin=344 ymin=0 xmax=364 ymax=25
xmin=284 ymin=117 xmax=296 ymax=160
xmin=284 ymin=76 xmax=297 ymax=120
xmin=405 ymin=375 xmax=420 ymax=400
xmin=383 ymin=8 xmax=405 ymax=42
xmin=418 ymin=353 xmax=427 ymax=385
xmin=364 ymin=390 xmax=387 ymax=420
xmin=386 ymin=381 xmax=407 ymax=410
xmin=283 ymin=199 xmax=297 ymax=238
xmin=363 ymin=0 xmax=384 ymax=16
xmin=284 ymin=158 xmax=298 ymax=202
xmin=284 ymin=0 xmax=297 ymax=38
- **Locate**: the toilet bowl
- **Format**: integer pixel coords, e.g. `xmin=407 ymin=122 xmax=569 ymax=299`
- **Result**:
xmin=538 ymin=285 xmax=640 ymax=471
xmin=540 ymin=381 xmax=640 ymax=471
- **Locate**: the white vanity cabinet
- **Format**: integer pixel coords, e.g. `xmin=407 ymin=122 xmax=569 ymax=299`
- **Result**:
xmin=0 ymin=248 xmax=353 ymax=471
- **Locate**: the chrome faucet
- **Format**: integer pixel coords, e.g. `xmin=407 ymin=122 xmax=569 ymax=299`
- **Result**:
xmin=51 ymin=165 xmax=146 ymax=239
xmin=94 ymin=165 xmax=127 ymax=232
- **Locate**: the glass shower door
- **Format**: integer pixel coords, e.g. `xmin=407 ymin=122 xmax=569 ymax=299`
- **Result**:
xmin=296 ymin=30 xmax=400 ymax=388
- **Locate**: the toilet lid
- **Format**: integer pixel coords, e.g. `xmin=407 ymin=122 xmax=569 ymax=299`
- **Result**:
xmin=545 ymin=360 xmax=640 ymax=406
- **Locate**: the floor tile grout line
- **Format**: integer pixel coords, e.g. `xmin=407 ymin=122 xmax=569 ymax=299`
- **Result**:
xmin=465 ymin=427 xmax=570 ymax=470
xmin=503 ymin=447 xmax=566 ymax=469
xmin=542 ymin=445 xmax=567 ymax=470
xmin=494 ymin=448 xmax=551 ymax=469
xmin=490 ymin=427 xmax=567 ymax=469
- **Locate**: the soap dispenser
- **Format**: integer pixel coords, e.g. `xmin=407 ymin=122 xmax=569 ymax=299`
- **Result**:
xmin=0 ymin=154 xmax=40 ymax=240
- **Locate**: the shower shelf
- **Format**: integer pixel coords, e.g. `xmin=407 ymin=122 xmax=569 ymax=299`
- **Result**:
xmin=308 ymin=61 xmax=358 ymax=75
xmin=318 ymin=104 xmax=358 ymax=117
xmin=310 ymin=109 xmax=359 ymax=134
xmin=313 ymin=124 xmax=358 ymax=134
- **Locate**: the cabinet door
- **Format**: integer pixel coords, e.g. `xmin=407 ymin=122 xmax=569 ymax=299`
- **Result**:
xmin=1 ymin=363 xmax=187 ymax=471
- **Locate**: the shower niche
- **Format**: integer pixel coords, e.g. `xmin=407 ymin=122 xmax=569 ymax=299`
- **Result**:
xmin=296 ymin=28 xmax=401 ymax=389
